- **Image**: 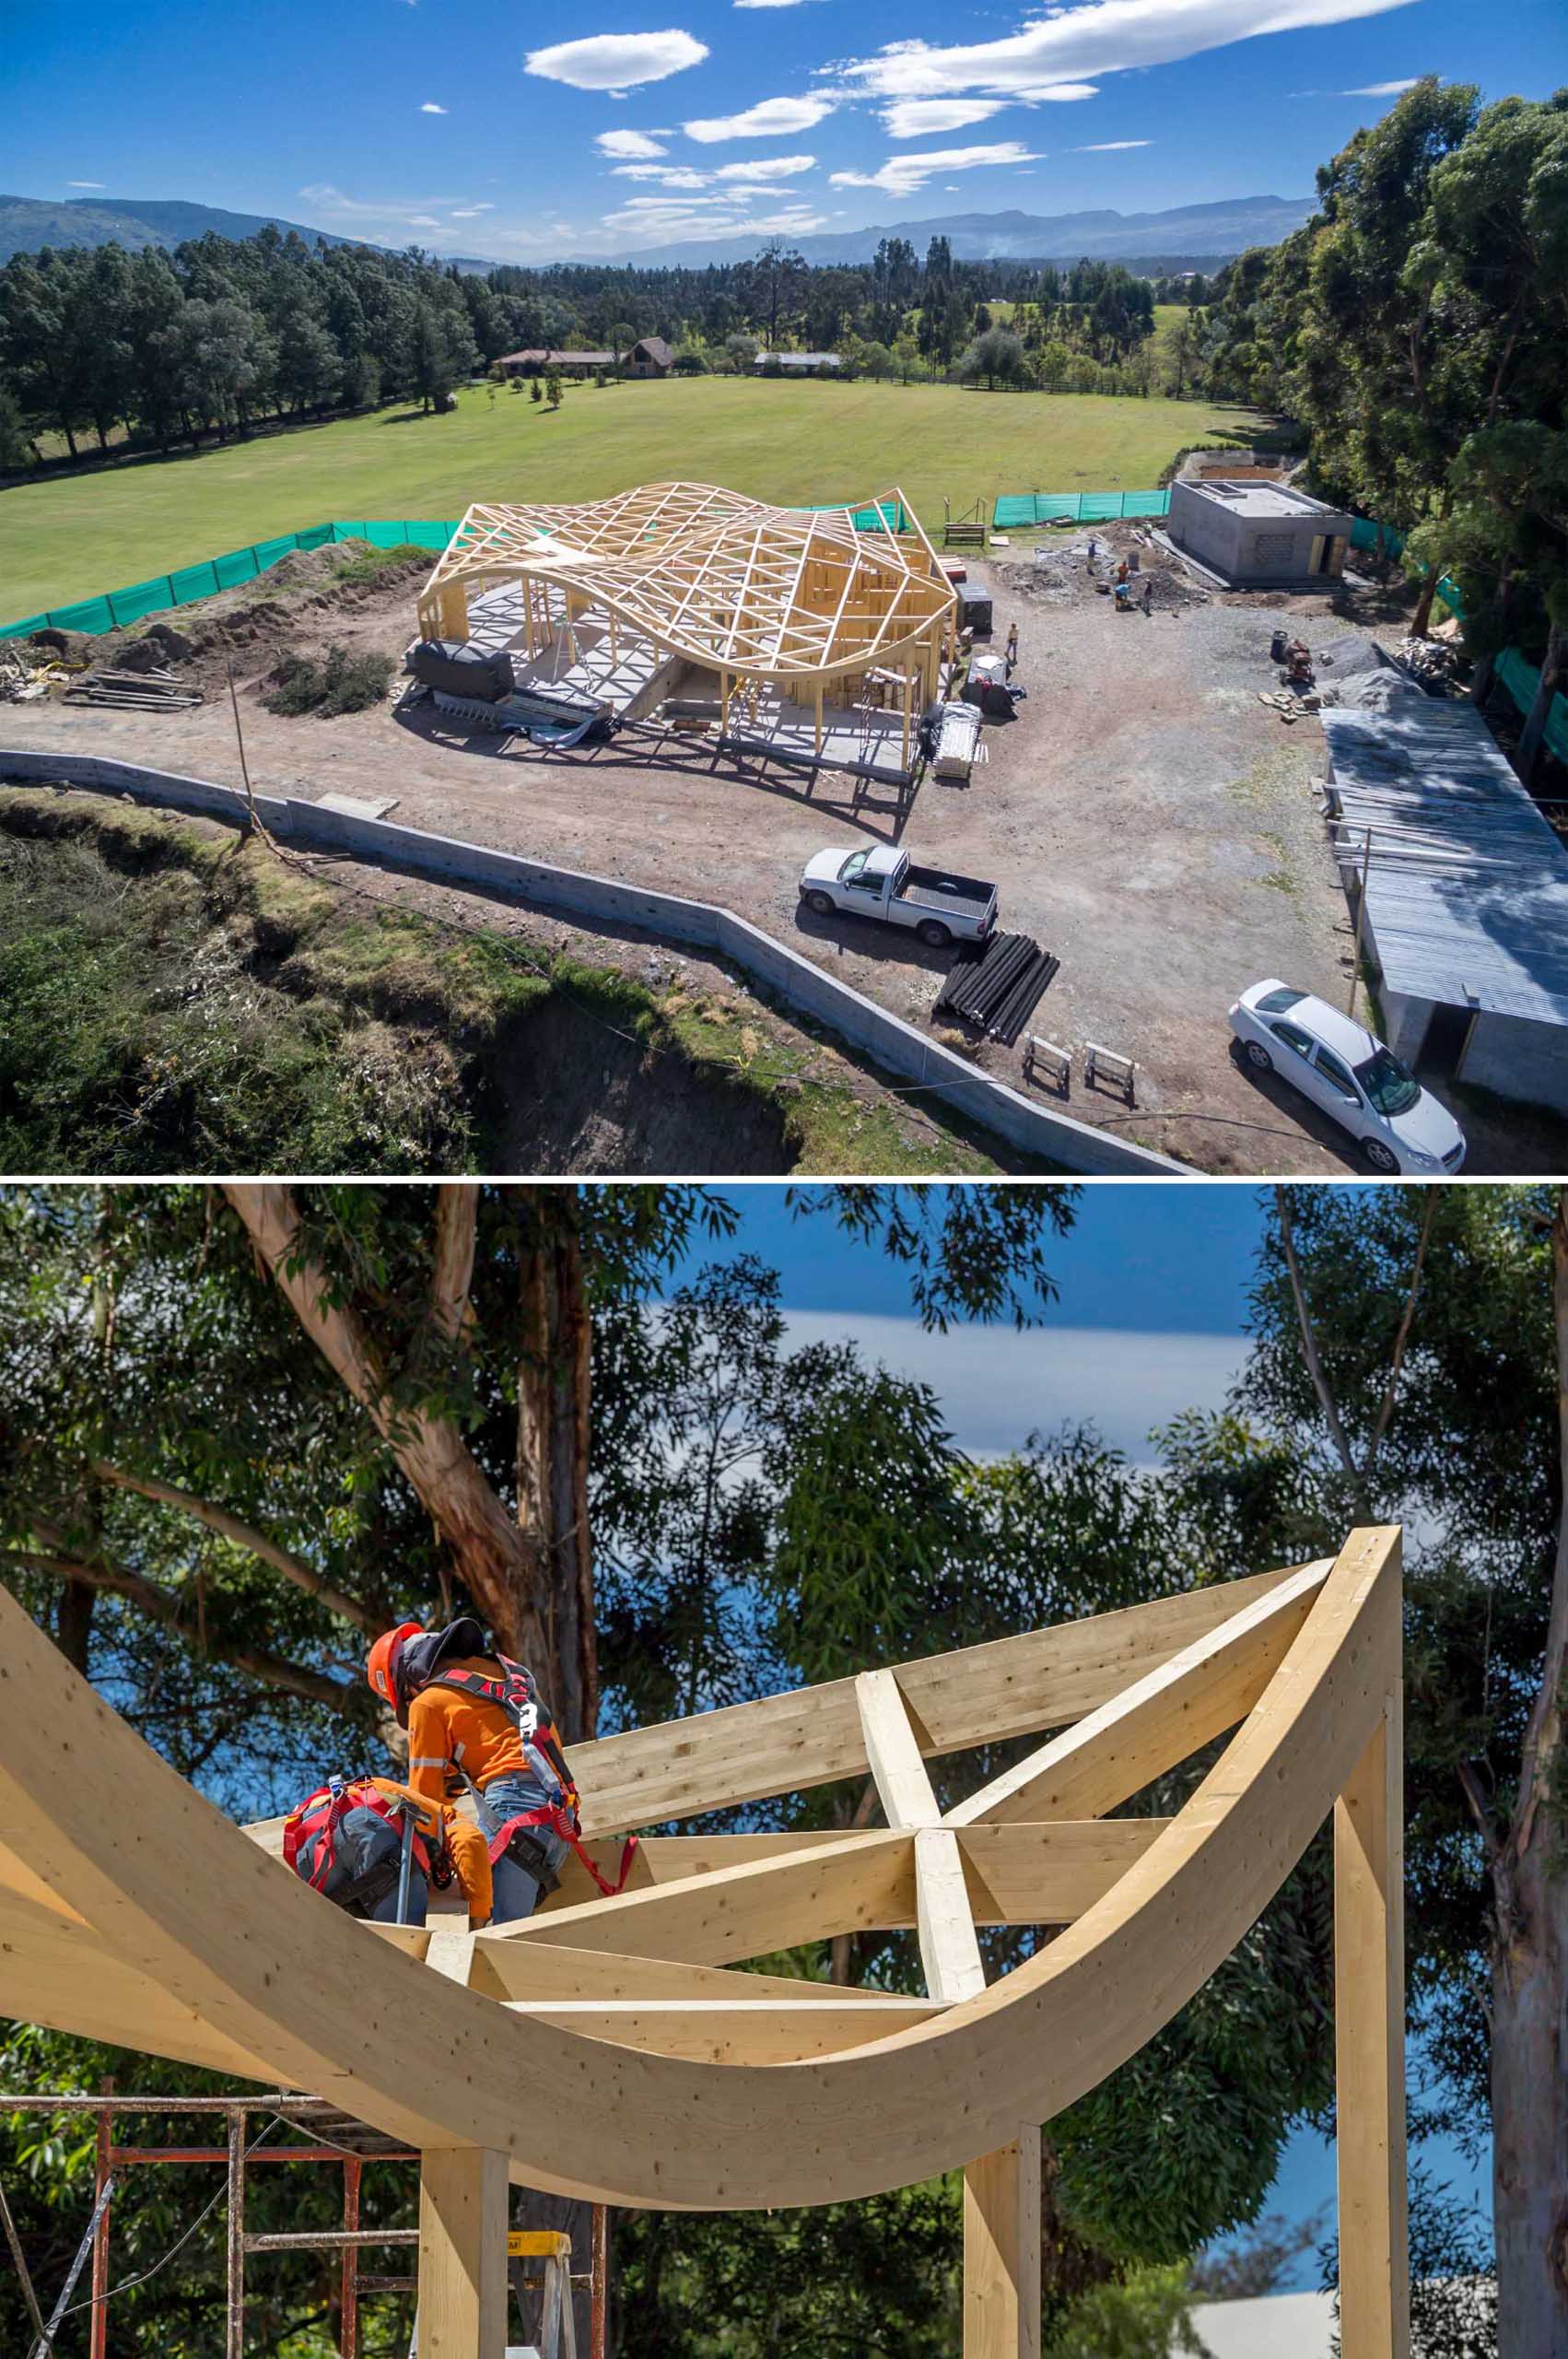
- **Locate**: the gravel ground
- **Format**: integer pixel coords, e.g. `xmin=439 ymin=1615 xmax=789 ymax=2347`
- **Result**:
xmin=2 ymin=554 xmax=1553 ymax=1174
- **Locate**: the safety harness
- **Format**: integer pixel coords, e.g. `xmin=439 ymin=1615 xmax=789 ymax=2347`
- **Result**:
xmin=283 ymin=1778 xmax=439 ymax=1916
xmin=424 ymin=1656 xmax=638 ymax=1899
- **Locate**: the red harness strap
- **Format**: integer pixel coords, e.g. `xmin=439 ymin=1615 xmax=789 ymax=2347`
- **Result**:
xmin=486 ymin=1804 xmax=640 ymax=1898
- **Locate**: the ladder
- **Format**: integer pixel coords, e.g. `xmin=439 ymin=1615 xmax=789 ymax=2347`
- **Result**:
xmin=408 ymin=2229 xmax=579 ymax=2359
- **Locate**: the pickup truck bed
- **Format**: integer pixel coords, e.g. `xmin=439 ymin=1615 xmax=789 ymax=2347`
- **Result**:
xmin=896 ymin=864 xmax=996 ymax=924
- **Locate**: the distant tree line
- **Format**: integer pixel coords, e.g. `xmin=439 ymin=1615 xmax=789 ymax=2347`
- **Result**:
xmin=0 ymin=226 xmax=1175 ymax=473
xmin=1157 ymin=79 xmax=1568 ymax=756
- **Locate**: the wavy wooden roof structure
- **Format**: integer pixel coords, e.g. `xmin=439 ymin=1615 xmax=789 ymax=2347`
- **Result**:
xmin=0 ymin=1532 xmax=1409 ymax=2358
xmin=415 ymin=482 xmax=955 ymax=687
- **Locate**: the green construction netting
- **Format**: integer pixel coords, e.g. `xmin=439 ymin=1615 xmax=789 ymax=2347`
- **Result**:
xmin=808 ymin=499 xmax=908 ymax=532
xmin=1497 ymin=646 xmax=1568 ymax=765
xmin=991 ymin=489 xmax=1171 ymax=529
xmin=1 ymin=518 xmax=462 ymax=641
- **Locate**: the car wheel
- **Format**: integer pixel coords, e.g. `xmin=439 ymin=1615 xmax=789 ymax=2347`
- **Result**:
xmin=1243 ymin=1039 xmax=1273 ymax=1073
xmin=1363 ymin=1137 xmax=1400 ymax=1174
xmin=918 ymin=920 xmax=954 ymax=948
xmin=803 ymin=890 xmax=835 ymax=917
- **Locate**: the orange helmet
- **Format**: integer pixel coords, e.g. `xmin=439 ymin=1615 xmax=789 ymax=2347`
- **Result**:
xmin=367 ymin=1621 xmax=423 ymax=1709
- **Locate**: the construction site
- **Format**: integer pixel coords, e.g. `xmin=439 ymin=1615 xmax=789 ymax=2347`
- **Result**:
xmin=2 ymin=470 xmax=1565 ymax=1176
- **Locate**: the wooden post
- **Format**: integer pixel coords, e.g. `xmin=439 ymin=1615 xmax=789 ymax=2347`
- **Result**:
xmin=1347 ymin=827 xmax=1373 ymax=1019
xmin=417 ymin=2147 xmax=509 ymax=2359
xmin=901 ymin=666 xmax=913 ymax=771
xmin=1335 ymin=1668 xmax=1410 ymax=2359
xmin=814 ymin=677 xmax=824 ymax=756
xmin=963 ymin=2133 xmax=1041 ymax=2359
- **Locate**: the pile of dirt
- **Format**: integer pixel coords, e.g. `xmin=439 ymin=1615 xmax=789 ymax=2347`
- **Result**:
xmin=29 ymin=540 xmax=431 ymax=689
xmin=995 ymin=522 xmax=1208 ymax=616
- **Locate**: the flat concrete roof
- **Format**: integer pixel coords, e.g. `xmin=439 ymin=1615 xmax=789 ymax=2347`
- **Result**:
xmin=1181 ymin=479 xmax=1346 ymax=522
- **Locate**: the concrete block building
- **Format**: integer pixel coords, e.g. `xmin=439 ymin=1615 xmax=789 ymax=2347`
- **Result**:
xmin=1167 ymin=477 xmax=1352 ymax=586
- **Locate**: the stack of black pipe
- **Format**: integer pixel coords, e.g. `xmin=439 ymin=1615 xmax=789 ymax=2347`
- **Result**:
xmin=932 ymin=933 xmax=1060 ymax=1045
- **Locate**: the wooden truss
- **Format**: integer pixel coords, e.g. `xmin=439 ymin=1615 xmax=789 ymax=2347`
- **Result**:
xmin=0 ymin=1532 xmax=1409 ymax=2359
xmin=415 ymin=481 xmax=956 ymax=704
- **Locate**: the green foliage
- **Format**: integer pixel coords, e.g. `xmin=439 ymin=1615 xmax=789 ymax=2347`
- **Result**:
xmin=326 ymin=538 xmax=431 ymax=589
xmin=0 ymin=824 xmax=473 ymax=1175
xmin=1045 ymin=2264 xmax=1202 ymax=2358
xmin=263 ymin=640 xmax=394 ymax=716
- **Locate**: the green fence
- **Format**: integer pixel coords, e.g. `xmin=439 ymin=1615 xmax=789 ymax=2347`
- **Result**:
xmin=991 ymin=488 xmax=1171 ymax=530
xmin=1 ymin=519 xmax=462 ymax=641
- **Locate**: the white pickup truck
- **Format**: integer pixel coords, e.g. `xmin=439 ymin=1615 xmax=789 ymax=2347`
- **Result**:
xmin=798 ymin=844 xmax=1000 ymax=948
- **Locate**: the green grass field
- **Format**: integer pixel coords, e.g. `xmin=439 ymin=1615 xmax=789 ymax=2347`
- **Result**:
xmin=1 ymin=375 xmax=1263 ymax=619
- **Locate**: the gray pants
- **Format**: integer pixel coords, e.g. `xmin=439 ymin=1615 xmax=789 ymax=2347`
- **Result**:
xmin=296 ymin=1805 xmax=427 ymax=1926
xmin=475 ymin=1774 xmax=572 ymax=1926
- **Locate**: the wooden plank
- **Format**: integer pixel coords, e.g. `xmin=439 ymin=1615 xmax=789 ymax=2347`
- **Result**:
xmin=964 ymin=2134 xmax=1042 ymax=2359
xmin=508 ymin=1997 xmax=946 ymax=2065
xmin=954 ymin=1821 xmax=1167 ymax=1922
xmin=561 ymin=1564 xmax=1329 ymax=1835
xmin=917 ymin=1830 xmax=987 ymax=2003
xmin=0 ymin=1888 xmax=278 ymax=2081
xmin=858 ymin=1670 xmax=942 ymax=1826
xmin=492 ymin=1830 xmax=914 ymax=1966
xmin=463 ymin=1938 xmax=928 ymax=2009
xmin=1336 ymin=1664 xmax=1410 ymax=2359
xmin=946 ymin=1563 xmax=1328 ymax=1828
xmin=417 ymin=2146 xmax=509 ymax=2359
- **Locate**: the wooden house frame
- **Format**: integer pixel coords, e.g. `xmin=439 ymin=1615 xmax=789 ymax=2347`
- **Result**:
xmin=0 ymin=1530 xmax=1408 ymax=2358
xmin=415 ymin=482 xmax=957 ymax=765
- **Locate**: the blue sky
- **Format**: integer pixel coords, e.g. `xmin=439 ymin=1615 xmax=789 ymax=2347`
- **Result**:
xmin=673 ymin=1181 xmax=1492 ymax=2272
xmin=6 ymin=0 xmax=1562 ymax=262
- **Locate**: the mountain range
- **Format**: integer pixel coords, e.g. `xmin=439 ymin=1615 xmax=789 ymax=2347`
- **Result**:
xmin=0 ymin=190 xmax=1315 ymax=274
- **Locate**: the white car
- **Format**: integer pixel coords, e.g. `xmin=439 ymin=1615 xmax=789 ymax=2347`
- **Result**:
xmin=1229 ymin=980 xmax=1467 ymax=1173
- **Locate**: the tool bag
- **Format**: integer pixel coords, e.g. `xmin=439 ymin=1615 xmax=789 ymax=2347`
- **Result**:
xmin=283 ymin=1778 xmax=433 ymax=1915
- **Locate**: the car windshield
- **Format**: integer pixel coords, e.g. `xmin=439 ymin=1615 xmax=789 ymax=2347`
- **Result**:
xmin=1256 ymin=986 xmax=1305 ymax=1015
xmin=1354 ymin=1046 xmax=1422 ymax=1117
xmin=839 ymin=851 xmax=871 ymax=883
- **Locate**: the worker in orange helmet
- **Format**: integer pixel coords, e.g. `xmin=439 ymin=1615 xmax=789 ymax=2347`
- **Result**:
xmin=366 ymin=1616 xmax=626 ymax=1926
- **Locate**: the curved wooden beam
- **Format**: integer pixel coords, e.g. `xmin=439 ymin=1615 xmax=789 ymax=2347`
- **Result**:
xmin=0 ymin=1537 xmax=1399 ymax=2212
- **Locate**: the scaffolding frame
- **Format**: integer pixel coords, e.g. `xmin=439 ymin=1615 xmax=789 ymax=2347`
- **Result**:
xmin=0 ymin=2091 xmax=606 ymax=2359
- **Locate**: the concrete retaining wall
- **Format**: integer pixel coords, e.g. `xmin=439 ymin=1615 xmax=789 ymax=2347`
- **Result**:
xmin=0 ymin=748 xmax=1188 ymax=1175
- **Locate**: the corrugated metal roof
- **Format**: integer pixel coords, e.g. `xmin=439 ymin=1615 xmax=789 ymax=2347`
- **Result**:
xmin=1322 ymin=695 xmax=1568 ymax=1030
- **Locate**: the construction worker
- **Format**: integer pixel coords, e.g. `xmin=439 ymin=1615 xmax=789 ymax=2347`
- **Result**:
xmin=1004 ymin=620 xmax=1019 ymax=677
xmin=367 ymin=1617 xmax=623 ymax=1926
xmin=282 ymin=1773 xmax=494 ymax=1926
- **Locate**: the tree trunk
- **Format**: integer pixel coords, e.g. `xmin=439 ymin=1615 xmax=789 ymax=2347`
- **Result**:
xmin=53 ymin=1579 xmax=95 ymax=1672
xmin=514 ymin=1188 xmax=597 ymax=1743
xmin=1516 ymin=621 xmax=1566 ymax=786
xmin=1490 ymin=1189 xmax=1568 ymax=2353
xmin=1411 ymin=565 xmax=1440 ymax=638
xmin=1491 ymin=1839 xmax=1568 ymax=2354
xmin=222 ymin=1184 xmax=555 ymax=1669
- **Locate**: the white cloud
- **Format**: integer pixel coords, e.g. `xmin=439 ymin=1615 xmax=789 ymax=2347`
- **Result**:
xmin=835 ymin=0 xmax=1418 ymax=100
xmin=298 ymin=183 xmax=463 ymax=224
xmin=525 ymin=29 xmax=708 ymax=92
xmin=736 ymin=0 xmax=811 ymax=7
xmin=1076 ymin=137 xmax=1152 ymax=148
xmin=449 ymin=205 xmax=494 ymax=217
xmin=420 ymin=100 xmax=447 ymax=113
xmin=713 ymin=153 xmax=816 ymax=181
xmin=597 ymin=127 xmax=669 ymax=158
xmin=684 ymin=93 xmax=838 ymax=141
xmin=407 ymin=215 xmax=442 ymax=227
xmin=882 ymin=97 xmax=1008 ymax=137
xmin=779 ymin=1313 xmax=1247 ymax=1464
xmin=1342 ymin=76 xmax=1419 ymax=91
xmin=612 ymin=165 xmax=714 ymax=187
xmin=67 ymin=179 xmax=105 ymax=189
xmin=831 ymin=140 xmax=1041 ymax=197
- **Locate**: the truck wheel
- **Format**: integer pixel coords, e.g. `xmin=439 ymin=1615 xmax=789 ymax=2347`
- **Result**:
xmin=803 ymin=890 xmax=836 ymax=917
xmin=918 ymin=920 xmax=954 ymax=948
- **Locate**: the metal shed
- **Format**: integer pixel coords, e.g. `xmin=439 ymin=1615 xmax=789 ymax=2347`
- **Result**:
xmin=1322 ymin=695 xmax=1568 ymax=1116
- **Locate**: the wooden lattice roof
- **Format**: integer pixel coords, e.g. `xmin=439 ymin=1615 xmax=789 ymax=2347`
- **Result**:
xmin=418 ymin=480 xmax=955 ymax=684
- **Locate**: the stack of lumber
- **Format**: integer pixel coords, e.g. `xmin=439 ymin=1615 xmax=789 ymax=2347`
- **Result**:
xmin=933 ymin=932 xmax=1059 ymax=1044
xmin=64 ymin=665 xmax=205 ymax=712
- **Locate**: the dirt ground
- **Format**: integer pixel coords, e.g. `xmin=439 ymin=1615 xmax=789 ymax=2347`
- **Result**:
xmin=2 ymin=537 xmax=1553 ymax=1174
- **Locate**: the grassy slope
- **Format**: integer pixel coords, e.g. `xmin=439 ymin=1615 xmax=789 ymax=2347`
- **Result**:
xmin=3 ymin=376 xmax=1262 ymax=616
